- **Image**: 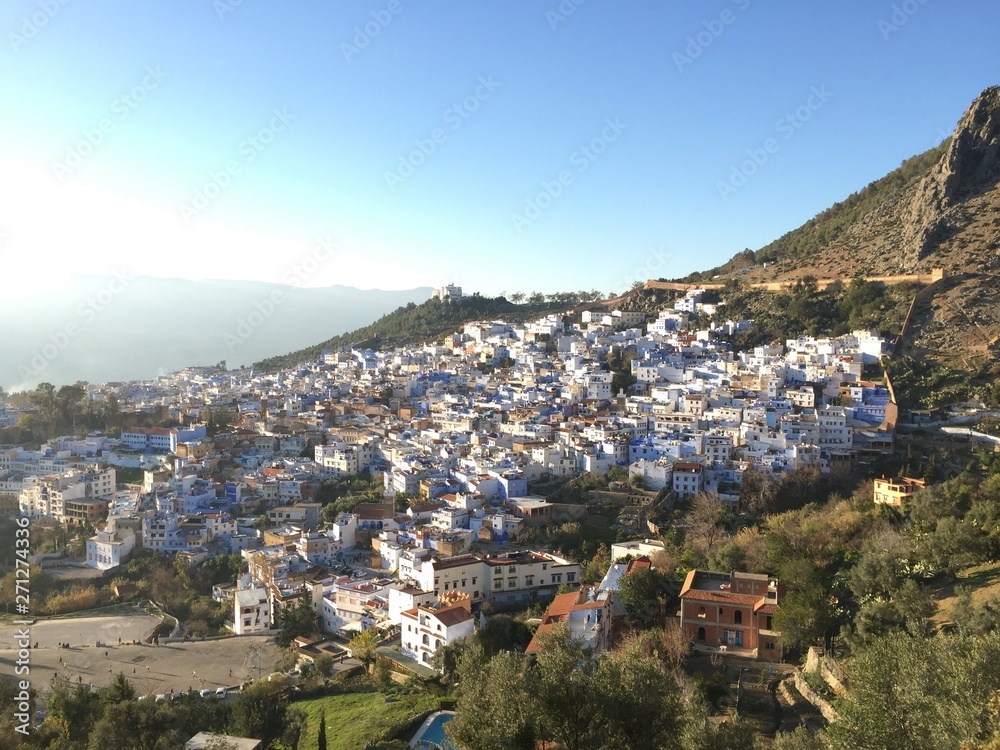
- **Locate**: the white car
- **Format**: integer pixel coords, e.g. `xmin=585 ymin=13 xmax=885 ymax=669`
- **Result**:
xmin=215 ymin=687 xmax=227 ymax=698
xmin=199 ymin=689 xmax=212 ymax=699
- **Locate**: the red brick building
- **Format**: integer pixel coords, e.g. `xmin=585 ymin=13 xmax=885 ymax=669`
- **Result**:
xmin=679 ymin=570 xmax=783 ymax=660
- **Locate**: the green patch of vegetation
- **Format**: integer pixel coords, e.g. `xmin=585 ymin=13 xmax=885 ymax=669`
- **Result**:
xmin=254 ymin=294 xmax=568 ymax=371
xmin=294 ymin=689 xmax=438 ymax=750
xmin=722 ymin=278 xmax=918 ymax=349
xmin=884 ymin=357 xmax=979 ymax=410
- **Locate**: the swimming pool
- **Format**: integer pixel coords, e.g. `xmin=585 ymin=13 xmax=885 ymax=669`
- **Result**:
xmin=410 ymin=710 xmax=457 ymax=749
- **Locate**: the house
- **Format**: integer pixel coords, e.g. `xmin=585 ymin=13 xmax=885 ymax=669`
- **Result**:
xmin=672 ymin=462 xmax=704 ymax=497
xmin=85 ymin=526 xmax=136 ymax=570
xmin=679 ymin=569 xmax=783 ymax=660
xmin=266 ymin=503 xmax=322 ymax=530
xmin=484 ymin=550 xmax=581 ymax=605
xmin=233 ymin=587 xmax=271 ymax=635
xmin=400 ymin=592 xmax=475 ymax=669
xmin=611 ymin=538 xmax=665 ymax=561
xmin=525 ymin=586 xmax=613 ymax=656
xmin=873 ymin=476 xmax=926 ymax=508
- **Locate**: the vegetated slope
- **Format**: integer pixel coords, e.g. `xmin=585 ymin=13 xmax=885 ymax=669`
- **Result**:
xmin=253 ymin=295 xmax=566 ymax=370
xmin=686 ymin=87 xmax=1000 ymax=406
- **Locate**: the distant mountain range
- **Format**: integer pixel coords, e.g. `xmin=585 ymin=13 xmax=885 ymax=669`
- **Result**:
xmin=0 ymin=277 xmax=431 ymax=391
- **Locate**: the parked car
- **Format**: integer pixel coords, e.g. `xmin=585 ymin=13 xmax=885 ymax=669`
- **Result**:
xmin=215 ymin=687 xmax=227 ymax=699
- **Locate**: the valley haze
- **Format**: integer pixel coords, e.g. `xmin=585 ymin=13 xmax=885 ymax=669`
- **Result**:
xmin=0 ymin=276 xmax=430 ymax=391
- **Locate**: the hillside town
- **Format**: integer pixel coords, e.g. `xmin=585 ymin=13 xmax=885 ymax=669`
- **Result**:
xmin=1 ymin=288 xmax=898 ymax=674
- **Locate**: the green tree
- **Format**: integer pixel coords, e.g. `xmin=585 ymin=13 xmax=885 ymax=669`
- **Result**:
xmin=313 ymin=653 xmax=335 ymax=679
xmin=529 ymin=626 xmax=601 ymax=750
xmin=101 ymin=672 xmax=137 ymax=704
xmin=594 ymin=640 xmax=684 ymax=750
xmin=582 ymin=543 xmax=612 ymax=584
xmin=616 ymin=567 xmax=662 ymax=623
xmin=477 ymin=614 xmax=533 ymax=656
xmin=830 ymin=631 xmax=1000 ymax=750
xmin=773 ymin=584 xmax=833 ymax=652
xmin=449 ymin=643 xmax=534 ymax=750
xmin=46 ymin=674 xmax=103 ymax=743
xmin=228 ymin=681 xmax=290 ymax=749
xmin=348 ymin=629 xmax=379 ymax=674
xmin=274 ymin=597 xmax=316 ymax=648
xmin=87 ymin=700 xmax=178 ymax=750
xmin=317 ymin=710 xmax=327 ymax=750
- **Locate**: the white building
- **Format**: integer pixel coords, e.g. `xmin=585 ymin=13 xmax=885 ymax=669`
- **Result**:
xmin=432 ymin=284 xmax=463 ymax=301
xmin=234 ymin=587 xmax=271 ymax=635
xmin=400 ymin=597 xmax=475 ymax=669
xmin=85 ymin=527 xmax=136 ymax=570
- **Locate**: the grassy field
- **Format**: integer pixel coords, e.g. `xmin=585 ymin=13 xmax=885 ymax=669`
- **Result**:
xmin=293 ymin=689 xmax=439 ymax=750
xmin=931 ymin=560 xmax=1000 ymax=631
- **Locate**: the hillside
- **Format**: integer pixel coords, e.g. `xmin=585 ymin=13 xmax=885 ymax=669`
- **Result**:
xmin=254 ymin=89 xmax=1000 ymax=409
xmin=252 ymin=295 xmax=566 ymax=370
xmin=680 ymin=87 xmax=1000 ymax=406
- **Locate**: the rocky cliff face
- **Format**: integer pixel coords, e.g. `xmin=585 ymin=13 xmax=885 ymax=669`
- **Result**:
xmin=711 ymin=87 xmax=1000 ymax=382
xmin=900 ymin=86 xmax=1000 ymax=270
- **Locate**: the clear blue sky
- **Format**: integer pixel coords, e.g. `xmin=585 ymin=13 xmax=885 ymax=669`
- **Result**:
xmin=1 ymin=0 xmax=997 ymax=297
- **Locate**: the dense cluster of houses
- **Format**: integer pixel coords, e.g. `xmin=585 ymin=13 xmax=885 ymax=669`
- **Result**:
xmin=1 ymin=295 xmax=900 ymax=666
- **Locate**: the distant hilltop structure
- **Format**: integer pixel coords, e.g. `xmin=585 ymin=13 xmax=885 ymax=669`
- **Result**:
xmin=432 ymin=284 xmax=463 ymax=301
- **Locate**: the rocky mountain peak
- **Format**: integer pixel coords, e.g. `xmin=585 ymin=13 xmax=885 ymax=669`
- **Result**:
xmin=900 ymin=86 xmax=1000 ymax=270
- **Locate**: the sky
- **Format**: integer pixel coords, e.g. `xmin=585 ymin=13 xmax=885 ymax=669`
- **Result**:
xmin=1 ymin=0 xmax=998 ymax=298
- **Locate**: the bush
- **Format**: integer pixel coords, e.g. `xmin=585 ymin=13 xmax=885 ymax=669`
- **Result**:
xmin=45 ymin=585 xmax=101 ymax=614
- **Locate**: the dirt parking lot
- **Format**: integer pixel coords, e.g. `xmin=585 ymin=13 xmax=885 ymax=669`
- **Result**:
xmin=0 ymin=615 xmax=283 ymax=695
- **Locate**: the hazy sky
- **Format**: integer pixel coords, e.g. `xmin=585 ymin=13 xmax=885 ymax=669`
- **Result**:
xmin=1 ymin=0 xmax=998 ymax=297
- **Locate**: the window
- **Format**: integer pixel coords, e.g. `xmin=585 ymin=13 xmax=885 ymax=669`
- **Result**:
xmin=525 ymin=576 xmax=534 ymax=587
xmin=552 ymin=574 xmax=562 ymax=584
xmin=474 ymin=591 xmax=479 ymax=599
xmin=509 ymin=566 xmax=516 ymax=573
xmin=734 ymin=610 xmax=742 ymax=625
xmin=494 ymin=579 xmax=503 ymax=590
xmin=697 ymin=606 xmax=706 ymax=619
xmin=765 ymin=642 xmax=775 ymax=650
xmin=567 ymin=572 xmax=576 ymax=583
xmin=508 ymin=577 xmax=516 ymax=588
xmin=472 ymin=577 xmax=477 ymax=585
xmin=422 ymin=634 xmax=429 ymax=645
xmin=461 ymin=579 xmax=466 ymax=587
xmin=765 ymin=615 xmax=773 ymax=630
